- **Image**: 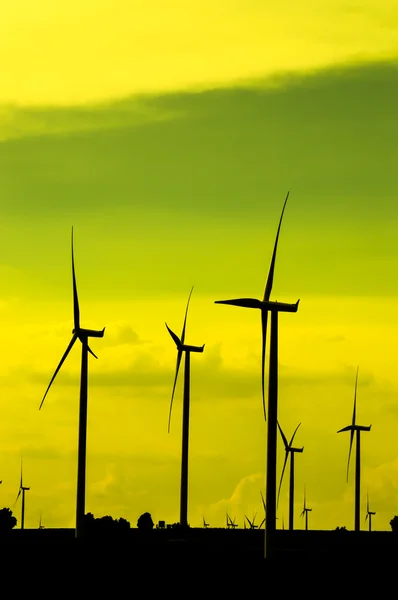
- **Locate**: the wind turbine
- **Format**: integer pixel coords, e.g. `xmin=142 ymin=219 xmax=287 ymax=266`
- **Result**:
xmin=39 ymin=227 xmax=105 ymax=539
xmin=259 ymin=490 xmax=278 ymax=528
xmin=15 ymin=462 xmax=30 ymax=530
xmin=277 ymin=421 xmax=304 ymax=531
xmin=166 ymin=286 xmax=204 ymax=528
xmin=203 ymin=516 xmax=209 ymax=528
xmin=337 ymin=366 xmax=371 ymax=532
xmin=365 ymin=492 xmax=376 ymax=532
xmin=38 ymin=512 xmax=45 ymax=529
xmin=300 ymin=486 xmax=312 ymax=531
xmin=226 ymin=513 xmax=238 ymax=529
xmin=245 ymin=514 xmax=258 ymax=529
xmin=215 ymin=192 xmax=299 ymax=557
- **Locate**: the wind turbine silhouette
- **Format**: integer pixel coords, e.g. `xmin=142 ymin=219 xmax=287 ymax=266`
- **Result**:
xmin=38 ymin=512 xmax=45 ymax=529
xmin=39 ymin=227 xmax=105 ymax=539
xmin=203 ymin=516 xmax=209 ymax=528
xmin=365 ymin=492 xmax=376 ymax=532
xmin=215 ymin=192 xmax=299 ymax=557
xmin=166 ymin=286 xmax=204 ymax=528
xmin=300 ymin=486 xmax=312 ymax=531
xmin=226 ymin=513 xmax=238 ymax=529
xmin=337 ymin=366 xmax=371 ymax=532
xmin=15 ymin=462 xmax=30 ymax=530
xmin=245 ymin=514 xmax=258 ymax=529
xmin=259 ymin=490 xmax=278 ymax=528
xmin=277 ymin=421 xmax=304 ymax=531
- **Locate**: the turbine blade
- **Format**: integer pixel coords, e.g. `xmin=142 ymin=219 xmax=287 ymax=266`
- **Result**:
xmin=277 ymin=421 xmax=289 ymax=448
xmin=263 ymin=191 xmax=290 ymax=302
xmin=87 ymin=344 xmax=98 ymax=359
xmin=289 ymin=422 xmax=301 ymax=447
xmin=367 ymin=491 xmax=369 ymax=512
xmin=71 ymin=227 xmax=80 ymax=331
xmin=304 ymin=485 xmax=306 ymax=510
xmin=181 ymin=286 xmax=194 ymax=345
xmin=214 ymin=298 xmax=263 ymax=309
xmin=347 ymin=429 xmax=355 ymax=482
xmin=277 ymin=450 xmax=289 ymax=507
xmin=15 ymin=488 xmax=21 ymax=505
xmin=20 ymin=462 xmax=23 ymax=489
xmin=165 ymin=323 xmax=182 ymax=348
xmin=39 ymin=334 xmax=78 ymax=410
xmin=365 ymin=513 xmax=368 ymax=522
xmin=352 ymin=366 xmax=359 ymax=426
xmin=260 ymin=490 xmax=266 ymax=510
xmin=261 ymin=310 xmax=268 ymax=421
xmin=167 ymin=349 xmax=183 ymax=433
xmin=259 ymin=518 xmax=265 ymax=528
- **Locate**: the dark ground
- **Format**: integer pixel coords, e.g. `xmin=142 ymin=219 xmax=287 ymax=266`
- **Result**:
xmin=1 ymin=528 xmax=395 ymax=593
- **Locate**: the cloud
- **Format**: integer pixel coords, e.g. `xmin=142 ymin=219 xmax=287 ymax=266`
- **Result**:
xmin=102 ymin=323 xmax=149 ymax=347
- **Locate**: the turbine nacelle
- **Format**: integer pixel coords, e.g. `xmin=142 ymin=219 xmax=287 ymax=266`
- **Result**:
xmin=73 ymin=327 xmax=106 ymax=338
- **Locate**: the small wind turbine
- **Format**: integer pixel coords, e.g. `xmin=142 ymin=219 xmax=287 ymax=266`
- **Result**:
xmin=277 ymin=421 xmax=304 ymax=531
xmin=38 ymin=512 xmax=45 ymax=529
xmin=203 ymin=516 xmax=209 ymax=528
xmin=226 ymin=513 xmax=238 ymax=529
xmin=40 ymin=227 xmax=105 ymax=539
xmin=300 ymin=486 xmax=312 ymax=531
xmin=337 ymin=366 xmax=371 ymax=532
xmin=259 ymin=490 xmax=278 ymax=528
xmin=215 ymin=193 xmax=299 ymax=558
xmin=15 ymin=462 xmax=30 ymax=530
xmin=365 ymin=493 xmax=376 ymax=532
xmin=166 ymin=286 xmax=204 ymax=528
xmin=245 ymin=514 xmax=258 ymax=529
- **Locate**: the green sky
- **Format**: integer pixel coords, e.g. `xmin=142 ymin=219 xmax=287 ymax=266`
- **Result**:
xmin=1 ymin=3 xmax=398 ymax=532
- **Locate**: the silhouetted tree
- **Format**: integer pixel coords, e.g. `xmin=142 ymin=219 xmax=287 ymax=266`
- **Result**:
xmin=335 ymin=526 xmax=348 ymax=532
xmin=390 ymin=516 xmax=398 ymax=532
xmin=137 ymin=512 xmax=154 ymax=531
xmin=116 ymin=517 xmax=131 ymax=530
xmin=0 ymin=508 xmax=17 ymax=532
xmin=83 ymin=512 xmax=131 ymax=537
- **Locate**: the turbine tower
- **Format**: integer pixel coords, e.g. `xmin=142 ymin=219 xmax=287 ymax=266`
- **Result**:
xmin=300 ymin=486 xmax=312 ymax=531
xmin=166 ymin=286 xmax=204 ymax=528
xmin=277 ymin=422 xmax=304 ymax=531
xmin=365 ymin=493 xmax=376 ymax=532
xmin=15 ymin=462 xmax=30 ymax=530
xmin=39 ymin=227 xmax=105 ymax=539
xmin=337 ymin=366 xmax=371 ymax=532
xmin=215 ymin=193 xmax=299 ymax=558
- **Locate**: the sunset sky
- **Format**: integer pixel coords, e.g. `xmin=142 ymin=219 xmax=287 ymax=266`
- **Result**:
xmin=1 ymin=1 xmax=398 ymax=532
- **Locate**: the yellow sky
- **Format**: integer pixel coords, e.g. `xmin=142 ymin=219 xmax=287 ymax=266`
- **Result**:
xmin=2 ymin=0 xmax=398 ymax=105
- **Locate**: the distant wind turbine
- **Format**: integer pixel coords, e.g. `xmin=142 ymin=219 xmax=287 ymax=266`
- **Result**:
xmin=38 ymin=512 xmax=45 ymax=529
xmin=166 ymin=287 xmax=204 ymax=528
xmin=39 ymin=227 xmax=105 ymax=539
xmin=277 ymin=421 xmax=304 ymax=531
xmin=300 ymin=486 xmax=312 ymax=531
xmin=203 ymin=516 xmax=209 ymax=528
xmin=259 ymin=490 xmax=278 ymax=528
xmin=226 ymin=513 xmax=238 ymax=529
xmin=337 ymin=366 xmax=371 ymax=531
xmin=15 ymin=461 xmax=30 ymax=530
xmin=365 ymin=492 xmax=376 ymax=532
xmin=215 ymin=193 xmax=299 ymax=557
xmin=245 ymin=514 xmax=258 ymax=529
